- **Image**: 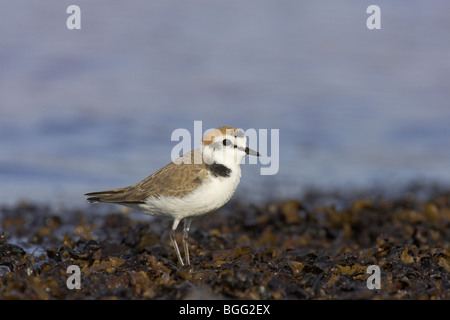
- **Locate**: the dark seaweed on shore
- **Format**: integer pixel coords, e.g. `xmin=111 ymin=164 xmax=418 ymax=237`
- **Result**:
xmin=0 ymin=186 xmax=449 ymax=300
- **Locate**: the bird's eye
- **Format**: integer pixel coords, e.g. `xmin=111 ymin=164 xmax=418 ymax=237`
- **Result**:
xmin=222 ymin=139 xmax=232 ymax=146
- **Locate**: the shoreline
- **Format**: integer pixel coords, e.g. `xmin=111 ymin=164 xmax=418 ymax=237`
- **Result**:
xmin=1 ymin=183 xmax=449 ymax=299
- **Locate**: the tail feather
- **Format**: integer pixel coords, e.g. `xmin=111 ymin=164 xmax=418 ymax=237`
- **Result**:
xmin=85 ymin=195 xmax=102 ymax=203
xmin=85 ymin=188 xmax=127 ymax=203
xmin=85 ymin=187 xmax=146 ymax=204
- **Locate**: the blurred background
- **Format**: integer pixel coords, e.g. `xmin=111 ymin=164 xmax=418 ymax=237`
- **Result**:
xmin=0 ymin=0 xmax=449 ymax=207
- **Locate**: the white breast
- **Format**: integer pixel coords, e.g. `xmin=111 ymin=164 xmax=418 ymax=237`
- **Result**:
xmin=140 ymin=165 xmax=242 ymax=221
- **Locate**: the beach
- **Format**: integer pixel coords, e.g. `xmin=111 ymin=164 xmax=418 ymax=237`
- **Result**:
xmin=1 ymin=183 xmax=449 ymax=299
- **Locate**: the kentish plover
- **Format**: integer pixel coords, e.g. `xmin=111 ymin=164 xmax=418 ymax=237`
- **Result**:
xmin=85 ymin=126 xmax=260 ymax=266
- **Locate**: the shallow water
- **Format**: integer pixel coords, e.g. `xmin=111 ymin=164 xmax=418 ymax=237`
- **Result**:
xmin=1 ymin=1 xmax=449 ymax=207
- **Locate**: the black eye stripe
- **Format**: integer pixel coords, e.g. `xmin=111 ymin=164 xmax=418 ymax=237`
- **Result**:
xmin=222 ymin=139 xmax=232 ymax=146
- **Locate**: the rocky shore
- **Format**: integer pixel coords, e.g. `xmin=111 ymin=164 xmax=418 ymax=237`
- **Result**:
xmin=1 ymin=184 xmax=449 ymax=299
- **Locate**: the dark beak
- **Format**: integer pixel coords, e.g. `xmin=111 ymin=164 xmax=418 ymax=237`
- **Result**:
xmin=245 ymin=146 xmax=260 ymax=156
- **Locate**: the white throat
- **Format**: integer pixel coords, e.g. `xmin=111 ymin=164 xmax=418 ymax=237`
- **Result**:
xmin=201 ymin=144 xmax=245 ymax=168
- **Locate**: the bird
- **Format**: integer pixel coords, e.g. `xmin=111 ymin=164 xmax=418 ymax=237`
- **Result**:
xmin=85 ymin=126 xmax=260 ymax=266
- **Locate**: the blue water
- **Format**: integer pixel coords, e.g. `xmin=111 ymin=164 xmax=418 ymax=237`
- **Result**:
xmin=1 ymin=1 xmax=449 ymax=206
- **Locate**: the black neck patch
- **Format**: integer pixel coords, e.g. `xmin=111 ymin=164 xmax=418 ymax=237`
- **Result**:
xmin=208 ymin=163 xmax=231 ymax=177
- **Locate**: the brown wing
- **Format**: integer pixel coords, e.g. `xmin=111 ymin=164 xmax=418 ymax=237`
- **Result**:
xmin=85 ymin=150 xmax=209 ymax=203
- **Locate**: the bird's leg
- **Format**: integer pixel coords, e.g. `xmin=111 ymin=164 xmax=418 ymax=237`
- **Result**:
xmin=170 ymin=219 xmax=184 ymax=266
xmin=182 ymin=218 xmax=192 ymax=266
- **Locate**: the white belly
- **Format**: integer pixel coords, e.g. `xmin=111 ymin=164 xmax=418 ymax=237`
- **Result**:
xmin=139 ymin=167 xmax=241 ymax=221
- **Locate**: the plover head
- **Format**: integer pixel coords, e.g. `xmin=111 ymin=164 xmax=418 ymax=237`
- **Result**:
xmin=201 ymin=126 xmax=260 ymax=166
